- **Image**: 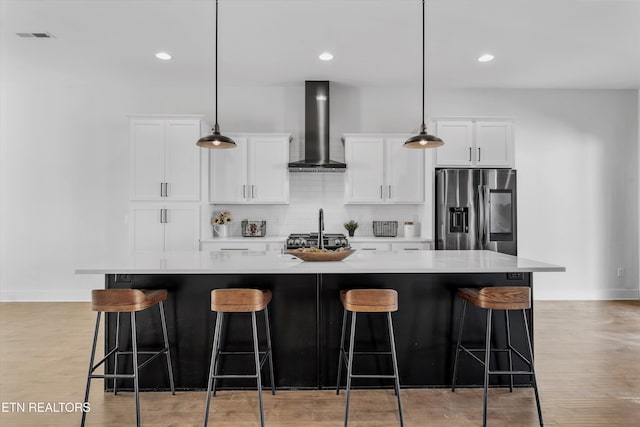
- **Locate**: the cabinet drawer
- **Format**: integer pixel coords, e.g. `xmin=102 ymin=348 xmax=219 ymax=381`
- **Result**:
xmin=350 ymin=242 xmax=392 ymax=251
xmin=200 ymin=242 xmax=268 ymax=252
xmin=392 ymin=242 xmax=431 ymax=251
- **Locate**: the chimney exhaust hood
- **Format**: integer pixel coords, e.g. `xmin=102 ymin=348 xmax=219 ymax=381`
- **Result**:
xmin=288 ymin=81 xmax=346 ymax=172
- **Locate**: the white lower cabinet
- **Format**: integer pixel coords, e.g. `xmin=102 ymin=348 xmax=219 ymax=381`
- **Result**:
xmin=130 ymin=205 xmax=199 ymax=251
xmin=351 ymin=241 xmax=431 ymax=251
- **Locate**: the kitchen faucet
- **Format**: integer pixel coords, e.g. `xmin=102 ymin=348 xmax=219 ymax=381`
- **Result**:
xmin=318 ymin=208 xmax=324 ymax=249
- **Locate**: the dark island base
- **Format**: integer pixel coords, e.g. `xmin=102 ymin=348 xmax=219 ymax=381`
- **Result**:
xmin=104 ymin=272 xmax=533 ymax=391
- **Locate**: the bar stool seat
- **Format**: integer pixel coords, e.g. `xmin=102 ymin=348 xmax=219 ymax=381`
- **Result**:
xmin=82 ymin=289 xmax=175 ymax=427
xmin=336 ymin=289 xmax=404 ymax=427
xmin=451 ymin=286 xmax=543 ymax=427
xmin=204 ymin=289 xmax=275 ymax=427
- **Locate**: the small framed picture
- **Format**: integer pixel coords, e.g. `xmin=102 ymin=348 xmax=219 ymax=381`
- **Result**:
xmin=242 ymin=220 xmax=266 ymax=237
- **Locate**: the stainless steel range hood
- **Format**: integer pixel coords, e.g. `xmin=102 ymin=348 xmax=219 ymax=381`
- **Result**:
xmin=288 ymin=81 xmax=346 ymax=172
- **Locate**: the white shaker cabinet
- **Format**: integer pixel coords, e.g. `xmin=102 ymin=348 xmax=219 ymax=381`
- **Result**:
xmin=130 ymin=117 xmax=203 ymax=201
xmin=434 ymin=119 xmax=514 ymax=167
xmin=344 ymin=134 xmax=424 ymax=204
xmin=210 ymin=134 xmax=290 ymax=204
xmin=130 ymin=205 xmax=199 ymax=251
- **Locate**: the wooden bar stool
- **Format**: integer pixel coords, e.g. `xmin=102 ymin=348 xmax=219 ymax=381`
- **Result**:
xmin=336 ymin=289 xmax=404 ymax=427
xmin=451 ymin=286 xmax=543 ymax=427
xmin=82 ymin=289 xmax=175 ymax=427
xmin=204 ymin=289 xmax=275 ymax=427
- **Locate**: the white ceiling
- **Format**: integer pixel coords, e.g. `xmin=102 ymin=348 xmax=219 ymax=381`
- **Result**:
xmin=1 ymin=0 xmax=639 ymax=89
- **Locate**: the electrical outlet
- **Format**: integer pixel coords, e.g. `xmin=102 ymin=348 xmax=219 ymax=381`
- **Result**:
xmin=617 ymin=266 xmax=625 ymax=278
xmin=507 ymin=272 xmax=523 ymax=280
xmin=115 ymin=274 xmax=132 ymax=282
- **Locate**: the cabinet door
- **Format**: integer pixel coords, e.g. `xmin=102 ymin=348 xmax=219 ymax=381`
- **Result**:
xmin=130 ymin=120 xmax=165 ymax=200
xmin=130 ymin=206 xmax=165 ymax=250
xmin=345 ymin=137 xmax=385 ymax=203
xmin=475 ymin=121 xmax=513 ymax=166
xmin=386 ymin=138 xmax=424 ymax=203
xmin=434 ymin=121 xmax=474 ymax=166
xmin=164 ymin=206 xmax=199 ymax=251
xmin=210 ymin=136 xmax=248 ymax=203
xmin=165 ymin=120 xmax=200 ymax=201
xmin=249 ymin=137 xmax=289 ymax=203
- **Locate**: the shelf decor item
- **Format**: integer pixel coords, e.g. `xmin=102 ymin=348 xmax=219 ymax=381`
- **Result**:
xmin=373 ymin=221 xmax=398 ymax=237
xmin=196 ymin=0 xmax=236 ymax=149
xmin=286 ymin=248 xmax=355 ymax=262
xmin=212 ymin=210 xmax=232 ymax=238
xmin=241 ymin=220 xmax=267 ymax=237
xmin=344 ymin=220 xmax=359 ymax=237
xmin=404 ymin=0 xmax=444 ymax=149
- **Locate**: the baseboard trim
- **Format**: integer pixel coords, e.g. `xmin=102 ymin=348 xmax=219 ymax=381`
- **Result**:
xmin=0 ymin=290 xmax=90 ymax=302
xmin=536 ymin=288 xmax=640 ymax=301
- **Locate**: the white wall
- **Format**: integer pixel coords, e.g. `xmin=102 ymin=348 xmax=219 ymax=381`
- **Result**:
xmin=0 ymin=76 xmax=637 ymax=300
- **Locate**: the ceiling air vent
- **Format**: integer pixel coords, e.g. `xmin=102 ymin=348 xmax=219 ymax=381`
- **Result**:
xmin=16 ymin=32 xmax=55 ymax=38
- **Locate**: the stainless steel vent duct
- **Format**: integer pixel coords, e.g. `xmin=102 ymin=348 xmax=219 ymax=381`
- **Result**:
xmin=288 ymin=81 xmax=346 ymax=172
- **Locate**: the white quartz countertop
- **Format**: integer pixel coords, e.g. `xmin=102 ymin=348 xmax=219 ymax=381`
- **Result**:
xmin=76 ymin=250 xmax=565 ymax=275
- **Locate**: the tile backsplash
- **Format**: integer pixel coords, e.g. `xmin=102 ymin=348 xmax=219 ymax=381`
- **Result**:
xmin=207 ymin=173 xmax=423 ymax=237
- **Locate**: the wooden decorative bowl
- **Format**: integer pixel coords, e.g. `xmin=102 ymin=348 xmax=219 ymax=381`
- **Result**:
xmin=286 ymin=248 xmax=355 ymax=262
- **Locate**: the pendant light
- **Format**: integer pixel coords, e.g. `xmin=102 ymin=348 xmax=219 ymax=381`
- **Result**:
xmin=197 ymin=0 xmax=236 ymax=149
xmin=404 ymin=0 xmax=443 ymax=149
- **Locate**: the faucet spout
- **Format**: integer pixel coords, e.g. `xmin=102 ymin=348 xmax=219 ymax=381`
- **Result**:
xmin=318 ymin=209 xmax=324 ymax=249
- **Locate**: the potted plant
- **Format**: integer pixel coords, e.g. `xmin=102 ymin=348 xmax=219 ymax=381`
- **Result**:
xmin=344 ymin=220 xmax=358 ymax=237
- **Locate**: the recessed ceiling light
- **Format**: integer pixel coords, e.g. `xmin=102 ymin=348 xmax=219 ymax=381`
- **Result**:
xmin=319 ymin=52 xmax=334 ymax=61
xmin=155 ymin=52 xmax=172 ymax=60
xmin=478 ymin=54 xmax=494 ymax=62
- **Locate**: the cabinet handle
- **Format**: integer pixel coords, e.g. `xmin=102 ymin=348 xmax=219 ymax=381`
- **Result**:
xmin=242 ymin=184 xmax=246 ymax=198
xmin=469 ymin=147 xmax=472 ymax=162
xmin=403 ymin=248 xmax=420 ymax=251
xmin=164 ymin=182 xmax=169 ymax=197
xmin=221 ymin=248 xmax=248 ymax=251
xmin=252 ymin=185 xmax=255 ymax=198
xmin=159 ymin=209 xmax=163 ymax=223
xmin=478 ymin=147 xmax=481 ymax=162
xmin=380 ymin=185 xmax=383 ymax=199
xmin=388 ymin=185 xmax=392 ymax=199
xmin=164 ymin=208 xmax=168 ymax=223
xmin=160 ymin=183 xmax=164 ymax=197
xmin=362 ymin=248 xmax=377 ymax=251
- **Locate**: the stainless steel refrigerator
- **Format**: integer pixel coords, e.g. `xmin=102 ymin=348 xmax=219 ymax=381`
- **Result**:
xmin=435 ymin=168 xmax=517 ymax=255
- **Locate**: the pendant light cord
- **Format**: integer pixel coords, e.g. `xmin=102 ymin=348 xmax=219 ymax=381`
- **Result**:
xmin=215 ymin=0 xmax=219 ymax=128
xmin=421 ymin=0 xmax=425 ymax=128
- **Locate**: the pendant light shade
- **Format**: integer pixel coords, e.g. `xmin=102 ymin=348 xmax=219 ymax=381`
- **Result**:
xmin=404 ymin=0 xmax=443 ymax=149
xmin=197 ymin=0 xmax=235 ymax=149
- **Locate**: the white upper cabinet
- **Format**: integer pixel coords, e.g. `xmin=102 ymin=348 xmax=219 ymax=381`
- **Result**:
xmin=210 ymin=134 xmax=290 ymax=204
xmin=130 ymin=117 xmax=202 ymax=201
xmin=344 ymin=134 xmax=424 ymax=204
xmin=434 ymin=119 xmax=514 ymax=167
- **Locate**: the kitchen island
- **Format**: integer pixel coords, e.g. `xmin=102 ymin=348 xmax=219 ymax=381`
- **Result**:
xmin=76 ymin=250 xmax=563 ymax=391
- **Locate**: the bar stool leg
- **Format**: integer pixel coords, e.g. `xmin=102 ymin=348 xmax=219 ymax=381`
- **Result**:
xmin=482 ymin=309 xmax=493 ymax=427
xmin=158 ymin=300 xmax=176 ymax=395
xmin=212 ymin=312 xmax=224 ymax=397
xmin=113 ymin=312 xmax=121 ymax=395
xmin=505 ymin=310 xmax=514 ymax=392
xmin=251 ymin=312 xmax=265 ymax=427
xmin=264 ymin=305 xmax=276 ymax=395
xmin=81 ymin=312 xmax=101 ymax=427
xmin=131 ymin=312 xmax=141 ymax=427
xmin=387 ymin=312 xmax=404 ymax=427
xmin=336 ymin=308 xmax=347 ymax=395
xmin=204 ymin=312 xmax=222 ymax=427
xmin=344 ymin=312 xmax=357 ymax=427
xmin=522 ymin=310 xmax=544 ymax=427
xmin=451 ymin=299 xmax=467 ymax=392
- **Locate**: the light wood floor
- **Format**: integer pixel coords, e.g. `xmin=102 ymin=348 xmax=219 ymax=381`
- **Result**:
xmin=0 ymin=301 xmax=638 ymax=426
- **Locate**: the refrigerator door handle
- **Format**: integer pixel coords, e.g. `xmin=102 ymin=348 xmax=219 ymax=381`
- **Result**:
xmin=483 ymin=185 xmax=490 ymax=246
xmin=477 ymin=185 xmax=484 ymax=244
